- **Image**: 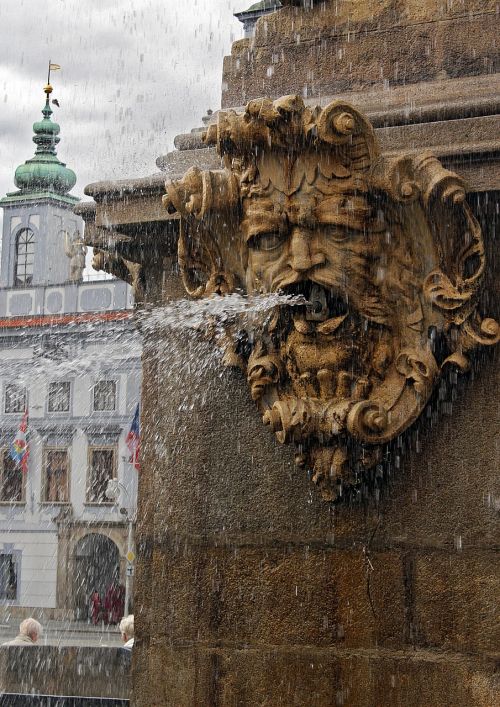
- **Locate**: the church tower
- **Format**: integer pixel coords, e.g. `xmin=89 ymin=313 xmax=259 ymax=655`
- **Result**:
xmin=234 ymin=1 xmax=282 ymax=38
xmin=0 ymin=81 xmax=81 ymax=289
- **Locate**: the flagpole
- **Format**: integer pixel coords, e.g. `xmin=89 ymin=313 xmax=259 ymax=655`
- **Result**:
xmin=124 ymin=483 xmax=134 ymax=616
xmin=46 ymin=61 xmax=61 ymax=88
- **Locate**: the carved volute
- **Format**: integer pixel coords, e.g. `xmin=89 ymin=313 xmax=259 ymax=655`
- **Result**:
xmin=163 ymin=95 xmax=498 ymax=502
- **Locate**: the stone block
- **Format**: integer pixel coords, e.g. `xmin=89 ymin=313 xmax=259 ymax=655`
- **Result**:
xmin=413 ymin=551 xmax=500 ymax=653
xmin=380 ymin=347 xmax=499 ymax=551
xmin=146 ymin=543 xmax=406 ymax=650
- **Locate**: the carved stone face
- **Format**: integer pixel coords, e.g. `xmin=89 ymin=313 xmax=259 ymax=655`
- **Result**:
xmin=163 ymin=96 xmax=499 ymax=502
xmin=241 ymin=178 xmax=397 ymax=404
xmin=242 ymin=181 xmax=390 ymax=314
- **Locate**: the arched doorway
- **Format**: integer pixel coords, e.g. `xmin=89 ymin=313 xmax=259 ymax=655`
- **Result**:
xmin=73 ymin=533 xmax=121 ymax=622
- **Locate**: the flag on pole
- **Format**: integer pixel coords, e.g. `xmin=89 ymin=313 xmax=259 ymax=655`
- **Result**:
xmin=10 ymin=409 xmax=29 ymax=474
xmin=47 ymin=61 xmax=61 ymax=86
xmin=125 ymin=404 xmax=140 ymax=471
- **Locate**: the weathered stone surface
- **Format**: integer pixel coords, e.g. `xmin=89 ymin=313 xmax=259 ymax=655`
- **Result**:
xmin=147 ymin=545 xmax=405 ymax=649
xmin=132 ymin=276 xmax=499 ymax=705
xmin=77 ymin=3 xmax=499 ymax=705
xmin=155 ymin=146 xmax=221 ymax=179
xmin=135 ymin=645 xmax=498 ymax=707
xmin=222 ymin=1 xmax=499 ymax=107
xmin=380 ymin=353 xmax=500 ymax=551
xmin=0 ymin=646 xmax=130 ymax=699
xmin=413 ymin=552 xmax=500 ymax=654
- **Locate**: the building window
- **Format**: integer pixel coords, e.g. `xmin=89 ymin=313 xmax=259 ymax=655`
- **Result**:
xmin=93 ymin=380 xmax=116 ymax=412
xmin=48 ymin=382 xmax=71 ymax=413
xmin=43 ymin=449 xmax=70 ymax=503
xmin=4 ymin=384 xmax=26 ymax=414
xmin=15 ymin=228 xmax=35 ymax=286
xmin=0 ymin=554 xmax=18 ymax=601
xmin=0 ymin=450 xmax=24 ymax=503
xmin=87 ymin=447 xmax=115 ymax=503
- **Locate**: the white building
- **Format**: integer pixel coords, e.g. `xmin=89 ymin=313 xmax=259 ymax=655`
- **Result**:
xmin=234 ymin=1 xmax=282 ymax=38
xmin=0 ymin=83 xmax=141 ymax=621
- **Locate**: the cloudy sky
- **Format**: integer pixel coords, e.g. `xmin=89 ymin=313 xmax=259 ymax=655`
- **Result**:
xmin=0 ymin=0 xmax=250 ymax=229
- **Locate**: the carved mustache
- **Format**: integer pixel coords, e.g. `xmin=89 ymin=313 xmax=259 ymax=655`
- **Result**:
xmin=273 ymin=268 xmax=391 ymax=326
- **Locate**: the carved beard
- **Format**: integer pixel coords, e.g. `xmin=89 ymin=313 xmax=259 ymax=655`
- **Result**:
xmin=246 ymin=281 xmax=394 ymax=409
xmin=241 ymin=194 xmax=399 ymax=404
xmin=239 ymin=191 xmax=426 ymax=501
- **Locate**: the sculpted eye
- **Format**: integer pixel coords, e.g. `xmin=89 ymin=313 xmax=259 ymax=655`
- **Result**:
xmin=250 ymin=232 xmax=285 ymax=251
xmin=325 ymin=226 xmax=362 ymax=242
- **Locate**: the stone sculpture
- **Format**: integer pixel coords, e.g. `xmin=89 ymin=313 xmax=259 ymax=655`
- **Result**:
xmin=163 ymin=95 xmax=498 ymax=501
xmin=92 ymin=248 xmax=145 ymax=302
xmin=64 ymin=230 xmax=87 ymax=282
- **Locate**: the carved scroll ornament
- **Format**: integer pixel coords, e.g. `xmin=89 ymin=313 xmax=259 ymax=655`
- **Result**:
xmin=163 ymin=95 xmax=498 ymax=502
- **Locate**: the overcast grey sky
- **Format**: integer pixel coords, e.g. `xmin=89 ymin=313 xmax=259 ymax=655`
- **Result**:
xmin=0 ymin=0 xmax=249 ymax=220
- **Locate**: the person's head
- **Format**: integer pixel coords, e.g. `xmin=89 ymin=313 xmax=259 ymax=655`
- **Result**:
xmin=119 ymin=614 xmax=134 ymax=642
xmin=19 ymin=618 xmax=42 ymax=643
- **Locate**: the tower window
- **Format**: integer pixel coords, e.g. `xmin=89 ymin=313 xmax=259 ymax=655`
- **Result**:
xmin=15 ymin=228 xmax=35 ymax=286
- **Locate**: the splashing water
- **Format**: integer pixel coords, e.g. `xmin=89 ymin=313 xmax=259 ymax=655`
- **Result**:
xmin=138 ymin=291 xmax=307 ymax=334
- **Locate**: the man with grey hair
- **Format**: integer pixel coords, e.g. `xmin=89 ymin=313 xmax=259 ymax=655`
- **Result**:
xmin=119 ymin=614 xmax=134 ymax=651
xmin=2 ymin=618 xmax=42 ymax=646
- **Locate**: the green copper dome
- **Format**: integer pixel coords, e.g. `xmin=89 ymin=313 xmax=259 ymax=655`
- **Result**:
xmin=14 ymin=84 xmax=76 ymax=195
xmin=247 ymin=0 xmax=281 ymax=10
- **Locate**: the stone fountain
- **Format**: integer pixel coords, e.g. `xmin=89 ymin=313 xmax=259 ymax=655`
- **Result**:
xmin=77 ymin=2 xmax=499 ymax=705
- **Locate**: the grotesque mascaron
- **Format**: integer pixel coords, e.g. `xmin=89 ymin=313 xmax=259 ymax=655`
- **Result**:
xmin=163 ymin=95 xmax=498 ymax=501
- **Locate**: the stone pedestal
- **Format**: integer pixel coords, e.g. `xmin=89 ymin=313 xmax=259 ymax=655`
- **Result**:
xmin=132 ymin=273 xmax=498 ymax=706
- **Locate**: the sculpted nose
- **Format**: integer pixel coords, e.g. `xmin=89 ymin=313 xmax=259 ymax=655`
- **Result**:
xmin=289 ymin=230 xmax=324 ymax=273
xmin=289 ymin=230 xmax=313 ymax=272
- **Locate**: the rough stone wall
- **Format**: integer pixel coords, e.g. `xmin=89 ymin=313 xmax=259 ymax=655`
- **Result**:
xmin=222 ymin=0 xmax=499 ymax=108
xmin=132 ymin=194 xmax=499 ymax=705
xmin=0 ymin=647 xmax=130 ymax=699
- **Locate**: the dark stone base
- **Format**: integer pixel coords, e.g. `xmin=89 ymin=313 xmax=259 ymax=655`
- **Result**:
xmin=0 ymin=647 xmax=130 ymax=702
xmin=0 ymin=697 xmax=129 ymax=707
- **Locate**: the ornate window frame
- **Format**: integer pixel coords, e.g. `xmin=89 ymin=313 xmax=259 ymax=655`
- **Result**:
xmin=3 ymin=383 xmax=27 ymax=415
xmin=41 ymin=446 xmax=71 ymax=505
xmin=85 ymin=445 xmax=117 ymax=505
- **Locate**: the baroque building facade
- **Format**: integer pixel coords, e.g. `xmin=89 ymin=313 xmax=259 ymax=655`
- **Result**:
xmin=0 ymin=84 xmax=141 ymax=620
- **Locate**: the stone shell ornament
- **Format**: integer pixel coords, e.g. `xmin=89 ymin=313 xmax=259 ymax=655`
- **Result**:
xmin=163 ymin=95 xmax=499 ymax=502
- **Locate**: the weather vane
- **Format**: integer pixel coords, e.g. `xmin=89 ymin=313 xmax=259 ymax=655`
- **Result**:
xmin=45 ymin=60 xmax=61 ymax=107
